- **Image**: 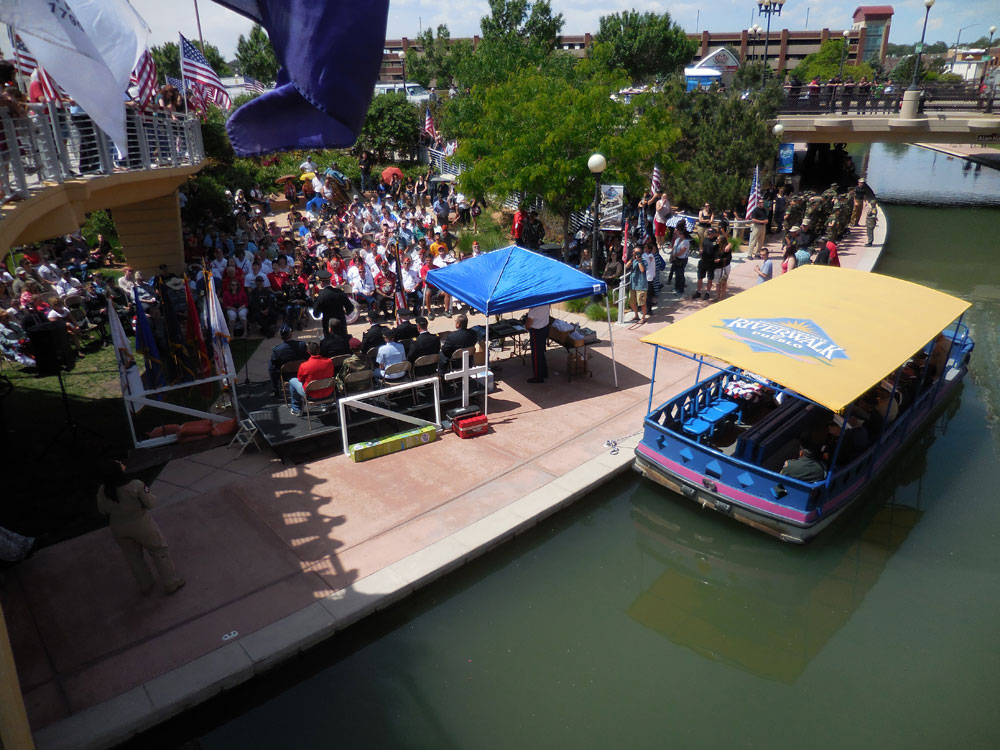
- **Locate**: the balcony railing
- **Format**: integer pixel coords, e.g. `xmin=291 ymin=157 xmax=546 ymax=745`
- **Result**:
xmin=0 ymin=104 xmax=205 ymax=204
xmin=776 ymin=82 xmax=998 ymax=115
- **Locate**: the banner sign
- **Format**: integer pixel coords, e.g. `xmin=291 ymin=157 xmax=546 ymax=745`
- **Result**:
xmin=599 ymin=184 xmax=624 ymax=231
xmin=777 ymin=143 xmax=795 ymax=174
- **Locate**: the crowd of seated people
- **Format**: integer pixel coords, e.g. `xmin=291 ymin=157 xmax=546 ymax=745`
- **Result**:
xmin=1 ymin=234 xmax=125 ymax=367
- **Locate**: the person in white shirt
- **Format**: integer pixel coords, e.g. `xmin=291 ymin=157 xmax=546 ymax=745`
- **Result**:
xmin=245 ymin=261 xmax=271 ymax=288
xmin=210 ymin=248 xmax=228 ymax=281
xmin=36 ymin=262 xmax=61 ymax=286
xmin=525 ymin=304 xmax=550 ymax=383
xmin=433 ymin=248 xmax=458 ymax=316
xmin=54 ymin=270 xmax=83 ymax=299
xmin=375 ymin=328 xmax=408 ymax=381
xmin=299 ymin=155 xmax=317 ymax=173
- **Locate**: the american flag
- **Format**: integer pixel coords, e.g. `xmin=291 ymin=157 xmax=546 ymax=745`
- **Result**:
xmin=10 ymin=33 xmax=61 ymax=103
xmin=650 ymin=164 xmax=661 ymax=194
xmin=746 ymin=165 xmax=761 ymax=216
xmin=187 ymin=81 xmax=207 ymax=114
xmin=243 ymin=75 xmax=265 ymax=95
xmin=166 ymin=76 xmax=184 ymax=90
xmin=424 ymin=107 xmax=437 ymax=139
xmin=179 ymin=33 xmax=232 ymax=110
xmin=129 ymin=49 xmax=158 ymax=109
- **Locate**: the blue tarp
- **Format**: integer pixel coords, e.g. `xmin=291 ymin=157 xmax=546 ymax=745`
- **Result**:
xmin=426 ymin=245 xmax=608 ymax=315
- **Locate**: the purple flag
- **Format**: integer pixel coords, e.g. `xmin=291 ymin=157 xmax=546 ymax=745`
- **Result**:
xmin=216 ymin=0 xmax=390 ymax=156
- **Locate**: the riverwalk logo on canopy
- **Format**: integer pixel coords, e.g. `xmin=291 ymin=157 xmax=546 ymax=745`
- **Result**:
xmin=717 ymin=318 xmax=848 ymax=363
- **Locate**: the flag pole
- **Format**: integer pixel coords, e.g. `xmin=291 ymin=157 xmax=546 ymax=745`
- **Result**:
xmin=6 ymin=25 xmax=27 ymax=94
xmin=193 ymin=0 xmax=206 ymax=51
xmin=178 ymin=33 xmax=190 ymax=114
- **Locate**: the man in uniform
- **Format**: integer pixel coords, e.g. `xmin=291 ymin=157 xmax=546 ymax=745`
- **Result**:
xmin=866 ymin=200 xmax=879 ymax=246
xmin=780 ymin=437 xmax=827 ymax=481
xmin=320 ymin=318 xmax=351 ymax=357
xmin=312 ymin=269 xmax=354 ymax=335
xmin=249 ymin=276 xmax=279 ymax=338
xmin=439 ymin=313 xmax=479 ymax=372
xmin=407 ymin=315 xmax=441 ymax=374
xmin=336 ymin=337 xmax=371 ymax=392
xmin=268 ymin=324 xmax=308 ymax=397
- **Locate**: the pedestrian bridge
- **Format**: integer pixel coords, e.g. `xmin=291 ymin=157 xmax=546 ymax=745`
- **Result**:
xmin=0 ymin=106 xmax=204 ymax=273
xmin=773 ymin=82 xmax=1000 ymax=144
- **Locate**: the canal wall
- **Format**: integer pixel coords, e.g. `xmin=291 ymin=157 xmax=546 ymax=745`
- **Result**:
xmin=912 ymin=143 xmax=1000 ymax=171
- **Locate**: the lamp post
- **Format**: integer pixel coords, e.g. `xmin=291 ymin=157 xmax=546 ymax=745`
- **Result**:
xmin=749 ymin=24 xmax=762 ymax=63
xmin=950 ymin=24 xmax=984 ymax=74
xmin=978 ymin=25 xmax=996 ymax=89
xmin=910 ymin=0 xmax=936 ymax=91
xmin=839 ymin=29 xmax=851 ymax=79
xmin=588 ymin=153 xmax=607 ymax=277
xmin=398 ymin=50 xmax=407 ymax=86
xmin=756 ymin=0 xmax=786 ymax=76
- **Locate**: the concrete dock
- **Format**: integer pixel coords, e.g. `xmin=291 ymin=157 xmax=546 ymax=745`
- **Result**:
xmin=2 ymin=214 xmax=886 ymax=750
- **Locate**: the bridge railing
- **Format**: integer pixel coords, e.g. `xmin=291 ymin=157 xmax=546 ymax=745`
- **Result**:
xmin=0 ymin=105 xmax=204 ymax=204
xmin=776 ymin=82 xmax=997 ymax=116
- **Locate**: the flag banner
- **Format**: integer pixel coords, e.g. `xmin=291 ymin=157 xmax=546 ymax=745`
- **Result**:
xmin=108 ymin=303 xmax=146 ymax=414
xmin=10 ymin=33 xmax=62 ymax=101
xmin=1 ymin=0 xmax=149 ymax=152
xmin=747 ymin=165 xmax=761 ymax=215
xmin=599 ymin=184 xmax=625 ymax=232
xmin=157 ymin=278 xmax=196 ymax=383
xmin=424 ymin=107 xmax=437 ymax=139
xmin=206 ymin=274 xmax=237 ymax=384
xmin=777 ymin=144 xmax=794 ymax=175
xmin=130 ymin=48 xmax=158 ymax=109
xmin=184 ymin=277 xmax=213 ymax=397
xmin=622 ymin=220 xmax=629 ymax=262
xmin=651 ymin=164 xmax=661 ymax=194
xmin=222 ymin=0 xmax=390 ymax=156
xmin=165 ymin=75 xmax=184 ymax=90
xmin=133 ymin=288 xmax=167 ymax=391
xmin=243 ymin=75 xmax=266 ymax=94
xmin=179 ymin=33 xmax=232 ymax=110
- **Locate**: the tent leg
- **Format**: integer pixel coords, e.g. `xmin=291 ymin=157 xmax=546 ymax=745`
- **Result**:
xmin=606 ymin=305 xmax=618 ymax=388
xmin=484 ymin=318 xmax=490 ymax=417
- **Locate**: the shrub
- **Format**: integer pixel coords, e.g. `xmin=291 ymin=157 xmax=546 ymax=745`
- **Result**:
xmin=564 ymin=297 xmax=590 ymax=313
xmin=585 ymin=302 xmax=618 ymax=322
xmin=728 ymin=234 xmax=743 ymax=252
xmin=81 ymin=210 xmax=119 ymax=249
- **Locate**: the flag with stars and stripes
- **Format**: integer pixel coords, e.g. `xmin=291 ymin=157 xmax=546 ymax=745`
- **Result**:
xmin=9 ymin=33 xmax=61 ymax=103
xmin=243 ymin=75 xmax=266 ymax=94
xmin=651 ymin=164 xmax=661 ymax=194
xmin=166 ymin=76 xmax=184 ymax=90
xmin=179 ymin=33 xmax=231 ymax=110
xmin=746 ymin=165 xmax=761 ymax=216
xmin=129 ymin=49 xmax=158 ymax=109
xmin=424 ymin=107 xmax=437 ymax=139
xmin=187 ymin=81 xmax=207 ymax=114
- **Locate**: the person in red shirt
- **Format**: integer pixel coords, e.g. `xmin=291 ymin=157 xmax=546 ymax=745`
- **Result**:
xmin=512 ymin=206 xmax=525 ymax=245
xmin=288 ymin=341 xmax=334 ymax=416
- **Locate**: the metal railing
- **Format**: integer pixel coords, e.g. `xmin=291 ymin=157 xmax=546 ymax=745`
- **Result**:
xmin=776 ymin=82 xmax=998 ymax=115
xmin=0 ymin=104 xmax=205 ymax=204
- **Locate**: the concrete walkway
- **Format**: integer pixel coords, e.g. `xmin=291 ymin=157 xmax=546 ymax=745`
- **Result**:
xmin=913 ymin=142 xmax=1000 ymax=169
xmin=2 ymin=209 xmax=886 ymax=750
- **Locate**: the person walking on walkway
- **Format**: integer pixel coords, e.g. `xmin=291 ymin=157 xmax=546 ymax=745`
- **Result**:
xmin=96 ymin=461 xmax=185 ymax=596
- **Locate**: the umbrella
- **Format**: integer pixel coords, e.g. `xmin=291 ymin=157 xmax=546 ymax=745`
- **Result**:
xmin=274 ymin=174 xmax=296 ymax=184
xmin=300 ymin=171 xmax=316 ymax=181
xmin=381 ymin=166 xmax=403 ymax=184
xmin=666 ymin=214 xmax=696 ymax=232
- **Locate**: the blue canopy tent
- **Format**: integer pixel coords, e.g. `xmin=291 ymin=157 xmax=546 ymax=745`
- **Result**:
xmin=427 ymin=245 xmax=618 ymax=413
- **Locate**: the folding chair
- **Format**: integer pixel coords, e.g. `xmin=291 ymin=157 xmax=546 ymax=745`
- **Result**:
xmin=280 ymin=359 xmax=306 ymax=406
xmin=339 ymin=369 xmax=373 ymax=397
xmin=302 ymin=376 xmax=338 ymax=431
xmin=330 ymin=354 xmax=350 ymax=372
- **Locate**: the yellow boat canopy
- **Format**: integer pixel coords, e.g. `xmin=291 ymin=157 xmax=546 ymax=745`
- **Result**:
xmin=640 ymin=266 xmax=970 ymax=413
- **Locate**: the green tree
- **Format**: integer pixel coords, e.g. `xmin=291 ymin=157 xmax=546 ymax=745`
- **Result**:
xmin=151 ymin=41 xmax=232 ymax=82
xmin=235 ymin=24 xmax=278 ymax=85
xmin=795 ymin=38 xmax=873 ymax=82
xmin=657 ymin=81 xmax=781 ymax=211
xmin=889 ymin=53 xmax=945 ymax=83
xmin=453 ymin=67 xmax=677 ymax=268
xmin=480 ymin=0 xmax=563 ymax=47
xmin=358 ymin=93 xmax=421 ymax=161
xmin=592 ymin=10 xmax=696 ymax=83
xmin=404 ymin=24 xmax=472 ymax=89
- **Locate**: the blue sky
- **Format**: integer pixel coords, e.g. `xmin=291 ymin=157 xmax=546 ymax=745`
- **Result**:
xmin=133 ymin=1 xmax=998 ymax=59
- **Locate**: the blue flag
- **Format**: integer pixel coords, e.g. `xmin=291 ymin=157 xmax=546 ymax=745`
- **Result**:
xmin=133 ymin=288 xmax=167 ymax=390
xmin=217 ymin=0 xmax=390 ymax=156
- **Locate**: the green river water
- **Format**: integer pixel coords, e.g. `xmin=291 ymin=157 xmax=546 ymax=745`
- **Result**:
xmin=164 ymin=144 xmax=1000 ymax=750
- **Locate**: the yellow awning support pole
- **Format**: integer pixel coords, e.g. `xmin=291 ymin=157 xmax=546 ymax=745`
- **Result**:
xmin=0 ymin=602 xmax=34 ymax=750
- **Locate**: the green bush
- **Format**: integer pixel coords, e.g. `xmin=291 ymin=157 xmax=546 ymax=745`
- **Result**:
xmin=728 ymin=234 xmax=743 ymax=252
xmin=564 ymin=297 xmax=590 ymax=313
xmin=585 ymin=302 xmax=617 ymax=322
xmin=81 ymin=210 xmax=119 ymax=249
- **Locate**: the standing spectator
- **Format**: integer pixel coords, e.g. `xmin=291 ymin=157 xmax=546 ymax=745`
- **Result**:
xmin=866 ymin=201 xmax=879 ymax=246
xmin=748 ymin=198 xmax=768 ymax=259
xmin=670 ymin=223 xmax=691 ymax=294
xmin=755 ymin=248 xmax=774 ymax=284
xmin=525 ymin=306 xmax=550 ymax=383
xmin=653 ymin=193 xmax=672 ymax=249
xmin=713 ymin=227 xmax=733 ymax=301
xmin=625 ymin=247 xmax=648 ymax=324
xmin=512 ymin=205 xmax=526 ymax=245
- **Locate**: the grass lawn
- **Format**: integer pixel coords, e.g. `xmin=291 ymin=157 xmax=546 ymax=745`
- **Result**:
xmin=1 ymin=332 xmax=260 ymax=546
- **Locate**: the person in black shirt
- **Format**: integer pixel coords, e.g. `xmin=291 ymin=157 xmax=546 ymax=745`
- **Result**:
xmin=693 ymin=228 xmax=717 ymax=300
xmin=439 ymin=314 xmax=478 ymax=371
xmin=319 ymin=318 xmax=350 ymax=357
xmin=392 ymin=309 xmax=419 ymax=351
xmin=268 ymin=325 xmax=308 ymax=396
xmin=312 ymin=270 xmax=354 ymax=336
xmin=407 ymin=315 xmax=441 ymax=367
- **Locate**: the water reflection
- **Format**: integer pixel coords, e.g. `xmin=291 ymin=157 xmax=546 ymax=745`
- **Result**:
xmin=625 ymin=394 xmax=960 ymax=684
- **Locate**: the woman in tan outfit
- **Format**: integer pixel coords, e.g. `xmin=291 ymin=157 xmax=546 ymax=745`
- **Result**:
xmin=96 ymin=461 xmax=185 ymax=595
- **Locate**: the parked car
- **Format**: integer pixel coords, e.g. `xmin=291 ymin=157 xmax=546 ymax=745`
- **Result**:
xmin=374 ymin=82 xmax=431 ymax=105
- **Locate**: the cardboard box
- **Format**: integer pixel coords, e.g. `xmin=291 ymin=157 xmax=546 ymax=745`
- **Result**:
xmin=349 ymin=425 xmax=437 ymax=462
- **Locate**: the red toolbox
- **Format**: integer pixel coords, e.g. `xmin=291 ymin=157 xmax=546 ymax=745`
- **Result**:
xmin=453 ymin=414 xmax=489 ymax=439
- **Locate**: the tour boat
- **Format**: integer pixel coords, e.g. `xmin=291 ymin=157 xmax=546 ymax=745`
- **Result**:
xmin=633 ymin=266 xmax=973 ymax=543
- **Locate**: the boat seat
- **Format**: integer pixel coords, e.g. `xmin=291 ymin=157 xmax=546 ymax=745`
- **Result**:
xmin=704 ymin=398 xmax=740 ymax=423
xmin=681 ymin=415 xmax=713 ymax=441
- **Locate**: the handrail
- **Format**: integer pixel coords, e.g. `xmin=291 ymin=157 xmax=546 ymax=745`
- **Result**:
xmin=0 ymin=105 xmax=205 ymax=207
xmin=775 ymin=81 xmax=998 ymax=115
